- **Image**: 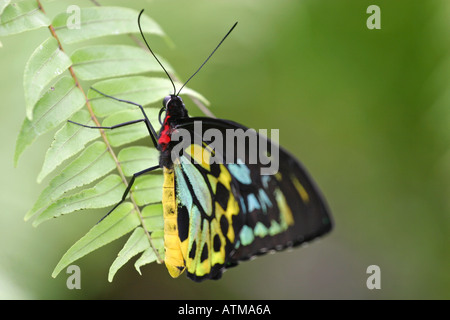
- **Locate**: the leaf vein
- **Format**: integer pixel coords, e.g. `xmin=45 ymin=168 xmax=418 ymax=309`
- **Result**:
xmin=30 ymin=83 xmax=78 ymax=130
xmin=53 ymin=18 xmax=134 ymax=31
xmin=52 ymin=148 xmax=110 ymax=197
xmin=31 ymin=47 xmax=64 ymax=85
xmin=72 ymin=58 xmax=150 ymax=67
xmin=54 ymin=118 xmax=95 ymax=153
xmin=33 ymin=148 xmax=111 ymax=217
xmin=0 ymin=7 xmax=40 ymax=25
xmin=66 ymin=180 xmax=124 ymax=208
xmin=88 ymin=86 xmax=170 ymax=102
xmin=68 ymin=207 xmax=136 ymax=258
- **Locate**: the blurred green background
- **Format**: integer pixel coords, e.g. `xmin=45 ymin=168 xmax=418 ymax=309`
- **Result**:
xmin=1 ymin=0 xmax=450 ymax=299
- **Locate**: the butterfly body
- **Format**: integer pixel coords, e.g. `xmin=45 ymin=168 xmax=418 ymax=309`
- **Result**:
xmin=158 ymin=95 xmax=189 ymax=157
xmin=158 ymin=95 xmax=333 ymax=282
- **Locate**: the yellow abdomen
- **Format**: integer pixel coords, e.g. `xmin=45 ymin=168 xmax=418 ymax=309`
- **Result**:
xmin=162 ymin=167 xmax=186 ymax=278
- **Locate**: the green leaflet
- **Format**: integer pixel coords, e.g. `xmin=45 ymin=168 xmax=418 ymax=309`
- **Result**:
xmin=131 ymin=175 xmax=164 ymax=206
xmin=26 ymin=141 xmax=115 ymax=222
xmin=71 ymin=45 xmax=174 ymax=81
xmin=24 ymin=37 xmax=72 ymax=120
xmin=14 ymin=76 xmax=85 ymax=166
xmin=135 ymin=238 xmax=165 ymax=275
xmin=89 ymin=76 xmax=209 ymax=117
xmin=108 ymin=227 xmax=149 ymax=282
xmin=52 ymin=202 xmax=140 ymax=278
xmin=0 ymin=0 xmax=11 ymax=16
xmin=109 ymin=204 xmax=165 ymax=281
xmin=37 ymin=110 xmax=101 ymax=183
xmin=52 ymin=6 xmax=164 ymax=44
xmin=118 ymin=146 xmax=160 ymax=176
xmin=0 ymin=0 xmax=50 ymax=36
xmin=117 ymin=146 xmax=163 ymax=206
xmin=33 ymin=174 xmax=126 ymax=226
xmin=135 ymin=205 xmax=165 ymax=274
xmin=116 ymin=146 xmax=163 ymax=206
xmin=142 ymin=203 xmax=165 ymax=231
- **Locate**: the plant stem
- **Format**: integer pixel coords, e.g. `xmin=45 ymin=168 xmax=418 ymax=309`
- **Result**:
xmin=36 ymin=0 xmax=163 ymax=263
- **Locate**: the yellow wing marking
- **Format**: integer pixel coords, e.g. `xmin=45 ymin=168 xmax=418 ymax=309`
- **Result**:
xmin=291 ymin=175 xmax=310 ymax=203
xmin=184 ymin=143 xmax=212 ymax=171
xmin=274 ymin=188 xmax=295 ymax=228
xmin=217 ymin=164 xmax=240 ymax=243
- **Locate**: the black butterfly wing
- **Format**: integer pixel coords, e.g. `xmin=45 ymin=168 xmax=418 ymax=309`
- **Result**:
xmin=172 ymin=117 xmax=332 ymax=278
xmin=228 ymin=144 xmax=333 ymax=262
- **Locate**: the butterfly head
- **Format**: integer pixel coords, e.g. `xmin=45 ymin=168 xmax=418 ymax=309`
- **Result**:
xmin=162 ymin=95 xmax=188 ymax=119
xmin=158 ymin=95 xmax=188 ymax=155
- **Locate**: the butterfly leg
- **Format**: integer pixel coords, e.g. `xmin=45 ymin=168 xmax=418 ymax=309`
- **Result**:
xmin=97 ymin=164 xmax=161 ymax=223
xmin=68 ymin=118 xmax=146 ymax=130
xmin=70 ymin=87 xmax=159 ymax=147
xmin=90 ymin=87 xmax=159 ymax=147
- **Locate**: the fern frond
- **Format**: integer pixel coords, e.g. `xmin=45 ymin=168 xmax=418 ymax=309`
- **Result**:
xmin=1 ymin=1 xmax=209 ymax=281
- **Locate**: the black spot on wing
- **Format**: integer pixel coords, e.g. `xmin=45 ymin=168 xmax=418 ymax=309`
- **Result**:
xmin=177 ymin=205 xmax=189 ymax=242
xmin=220 ymin=214 xmax=229 ymax=237
xmin=189 ymin=241 xmax=196 ymax=259
xmin=200 ymin=243 xmax=209 ymax=262
xmin=215 ymin=182 xmax=229 ymax=210
xmin=213 ymin=234 xmax=221 ymax=252
xmin=209 ymin=162 xmax=221 ymax=177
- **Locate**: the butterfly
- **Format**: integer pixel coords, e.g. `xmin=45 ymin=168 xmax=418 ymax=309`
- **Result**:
xmin=70 ymin=10 xmax=333 ymax=282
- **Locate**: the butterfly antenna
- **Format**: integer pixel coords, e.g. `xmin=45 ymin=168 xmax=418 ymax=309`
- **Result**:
xmin=138 ymin=9 xmax=177 ymax=95
xmin=177 ymin=22 xmax=238 ymax=96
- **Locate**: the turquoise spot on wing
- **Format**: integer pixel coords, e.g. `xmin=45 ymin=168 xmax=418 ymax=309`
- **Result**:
xmin=254 ymin=222 xmax=269 ymax=238
xmin=258 ymin=189 xmax=272 ymax=210
xmin=269 ymin=220 xmax=282 ymax=236
xmin=261 ymin=175 xmax=271 ymax=188
xmin=228 ymin=161 xmax=252 ymax=185
xmin=180 ymin=156 xmax=212 ymax=216
xmin=240 ymin=197 xmax=247 ymax=214
xmin=247 ymin=193 xmax=261 ymax=212
xmin=174 ymin=164 xmax=193 ymax=211
xmin=239 ymin=225 xmax=255 ymax=246
xmin=256 ymin=188 xmax=272 ymax=213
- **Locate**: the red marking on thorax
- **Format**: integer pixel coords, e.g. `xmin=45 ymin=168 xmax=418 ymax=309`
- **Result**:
xmin=158 ymin=115 xmax=171 ymax=150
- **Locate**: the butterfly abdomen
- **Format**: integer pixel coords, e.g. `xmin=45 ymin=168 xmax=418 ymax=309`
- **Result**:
xmin=162 ymin=167 xmax=186 ymax=278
